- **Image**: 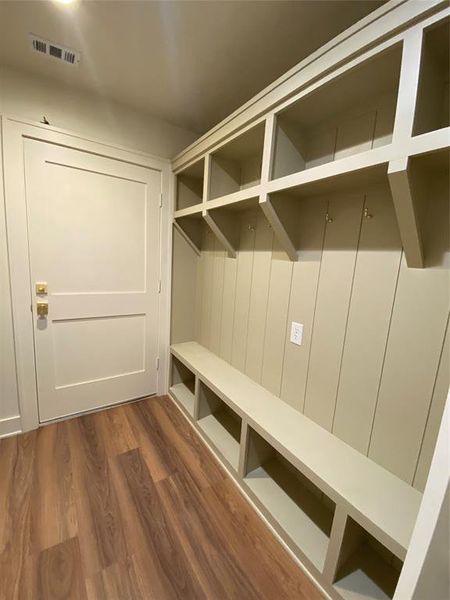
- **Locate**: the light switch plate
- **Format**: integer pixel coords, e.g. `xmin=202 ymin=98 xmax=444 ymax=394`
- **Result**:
xmin=290 ymin=321 xmax=303 ymax=346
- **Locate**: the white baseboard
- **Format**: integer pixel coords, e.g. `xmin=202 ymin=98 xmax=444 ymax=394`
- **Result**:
xmin=0 ymin=415 xmax=22 ymax=439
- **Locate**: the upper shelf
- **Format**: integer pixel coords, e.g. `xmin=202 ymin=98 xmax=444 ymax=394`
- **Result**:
xmin=270 ymin=44 xmax=402 ymax=181
xmin=172 ymin=12 xmax=450 ymax=269
xmin=176 ymin=158 xmax=205 ymax=211
xmin=413 ymin=17 xmax=449 ymax=137
xmin=209 ymin=123 xmax=265 ymax=200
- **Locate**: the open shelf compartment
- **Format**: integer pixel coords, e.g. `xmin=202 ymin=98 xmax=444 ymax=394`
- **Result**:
xmin=176 ymin=158 xmax=205 ymax=211
xmin=243 ymin=426 xmax=335 ymax=571
xmin=196 ymin=381 xmax=242 ymax=471
xmin=265 ymin=163 xmax=389 ymax=259
xmin=170 ymin=355 xmax=196 ymax=416
xmin=333 ymin=517 xmax=403 ymax=600
xmin=271 ymin=44 xmax=402 ymax=180
xmin=413 ymin=17 xmax=449 ymax=136
xmin=209 ymin=123 xmax=265 ymax=200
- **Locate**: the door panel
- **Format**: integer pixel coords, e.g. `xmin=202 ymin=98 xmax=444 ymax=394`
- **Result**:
xmin=24 ymin=139 xmax=161 ymax=422
xmin=52 ymin=315 xmax=146 ymax=388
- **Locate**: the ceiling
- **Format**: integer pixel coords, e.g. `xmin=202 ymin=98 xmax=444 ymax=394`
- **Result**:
xmin=0 ymin=0 xmax=386 ymax=134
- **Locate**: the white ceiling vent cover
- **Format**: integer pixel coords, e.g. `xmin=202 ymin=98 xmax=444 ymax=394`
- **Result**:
xmin=29 ymin=34 xmax=80 ymax=66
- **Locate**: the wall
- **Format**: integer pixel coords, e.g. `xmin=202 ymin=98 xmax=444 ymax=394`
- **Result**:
xmin=0 ymin=65 xmax=198 ymax=158
xmin=0 ymin=66 xmax=198 ymax=435
xmin=0 ymin=132 xmax=20 ymax=435
xmin=175 ymin=166 xmax=449 ymax=491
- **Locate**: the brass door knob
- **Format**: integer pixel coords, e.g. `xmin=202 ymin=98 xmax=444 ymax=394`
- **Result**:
xmin=37 ymin=302 xmax=48 ymax=317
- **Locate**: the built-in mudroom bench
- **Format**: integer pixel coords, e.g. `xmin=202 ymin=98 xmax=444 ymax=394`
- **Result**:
xmin=169 ymin=342 xmax=422 ymax=600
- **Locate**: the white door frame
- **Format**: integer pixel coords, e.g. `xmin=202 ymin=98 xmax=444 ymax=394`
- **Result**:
xmin=1 ymin=114 xmax=175 ymax=432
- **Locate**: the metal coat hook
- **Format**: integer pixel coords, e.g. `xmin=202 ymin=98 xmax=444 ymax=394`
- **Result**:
xmin=364 ymin=207 xmax=373 ymax=219
xmin=325 ymin=213 xmax=333 ymax=224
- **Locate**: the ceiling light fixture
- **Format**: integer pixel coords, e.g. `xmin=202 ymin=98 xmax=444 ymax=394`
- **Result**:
xmin=53 ymin=0 xmax=76 ymax=5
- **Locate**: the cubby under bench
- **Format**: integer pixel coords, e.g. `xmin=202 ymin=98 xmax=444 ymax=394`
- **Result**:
xmin=169 ymin=342 xmax=422 ymax=600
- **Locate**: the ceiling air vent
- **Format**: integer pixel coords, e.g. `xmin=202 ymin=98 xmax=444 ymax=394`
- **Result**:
xmin=30 ymin=34 xmax=80 ymax=66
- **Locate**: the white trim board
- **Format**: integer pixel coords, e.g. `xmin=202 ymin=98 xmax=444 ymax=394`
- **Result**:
xmin=1 ymin=114 xmax=173 ymax=432
xmin=0 ymin=415 xmax=22 ymax=439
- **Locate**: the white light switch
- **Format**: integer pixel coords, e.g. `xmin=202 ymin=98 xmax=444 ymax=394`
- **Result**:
xmin=290 ymin=321 xmax=303 ymax=346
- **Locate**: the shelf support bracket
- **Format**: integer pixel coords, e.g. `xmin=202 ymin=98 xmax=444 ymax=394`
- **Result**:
xmin=203 ymin=208 xmax=237 ymax=258
xmin=259 ymin=193 xmax=298 ymax=261
xmin=388 ymin=157 xmax=424 ymax=268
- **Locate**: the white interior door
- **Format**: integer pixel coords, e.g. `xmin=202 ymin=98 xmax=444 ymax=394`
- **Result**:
xmin=24 ymin=139 xmax=161 ymax=422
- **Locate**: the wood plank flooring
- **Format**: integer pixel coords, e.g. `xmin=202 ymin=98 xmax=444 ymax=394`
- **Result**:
xmin=0 ymin=395 xmax=324 ymax=600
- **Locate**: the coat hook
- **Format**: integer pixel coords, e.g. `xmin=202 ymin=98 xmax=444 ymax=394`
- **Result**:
xmin=364 ymin=207 xmax=373 ymax=219
xmin=325 ymin=213 xmax=333 ymax=224
xmin=41 ymin=116 xmax=50 ymax=125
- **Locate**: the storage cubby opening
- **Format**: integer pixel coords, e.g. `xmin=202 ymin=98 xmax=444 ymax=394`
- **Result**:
xmin=414 ymin=18 xmax=449 ymax=136
xmin=209 ymin=124 xmax=265 ymax=199
xmin=333 ymin=518 xmax=403 ymax=600
xmin=170 ymin=356 xmax=196 ymax=415
xmin=271 ymin=45 xmax=402 ymax=180
xmin=244 ymin=427 xmax=335 ymax=570
xmin=268 ymin=163 xmax=389 ymax=253
xmin=174 ymin=212 xmax=204 ymax=253
xmin=176 ymin=159 xmax=205 ymax=210
xmin=197 ymin=382 xmax=242 ymax=470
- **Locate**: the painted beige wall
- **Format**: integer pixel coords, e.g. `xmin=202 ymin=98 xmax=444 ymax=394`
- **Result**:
xmin=0 ymin=65 xmax=198 ymax=158
xmin=0 ymin=143 xmax=19 ymax=425
xmin=0 ymin=67 xmax=198 ymax=432
xmin=177 ymin=173 xmax=449 ymax=491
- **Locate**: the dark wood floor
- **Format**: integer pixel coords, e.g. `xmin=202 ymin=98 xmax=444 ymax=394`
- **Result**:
xmin=0 ymin=395 xmax=324 ymax=600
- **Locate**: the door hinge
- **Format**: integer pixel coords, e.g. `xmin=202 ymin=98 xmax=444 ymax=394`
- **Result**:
xmin=158 ymin=280 xmax=162 ymax=293
xmin=156 ymin=357 xmax=160 ymax=370
xmin=159 ymin=193 xmax=163 ymax=208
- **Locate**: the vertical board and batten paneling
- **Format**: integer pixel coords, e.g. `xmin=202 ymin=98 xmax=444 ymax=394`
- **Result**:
xmin=219 ymin=253 xmax=238 ymax=362
xmin=245 ymin=212 xmax=274 ymax=382
xmin=209 ymin=241 xmax=226 ymax=355
xmin=194 ymin=232 xmax=204 ymax=343
xmin=303 ymin=195 xmax=364 ymax=430
xmin=198 ymin=228 xmax=215 ymax=348
xmin=171 ymin=229 xmax=199 ymax=344
xmin=231 ymin=213 xmax=256 ymax=371
xmin=261 ymin=240 xmax=293 ymax=396
xmin=332 ymin=187 xmax=403 ymax=453
xmin=368 ymin=177 xmax=449 ymax=483
xmin=281 ymin=197 xmax=327 ymax=410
